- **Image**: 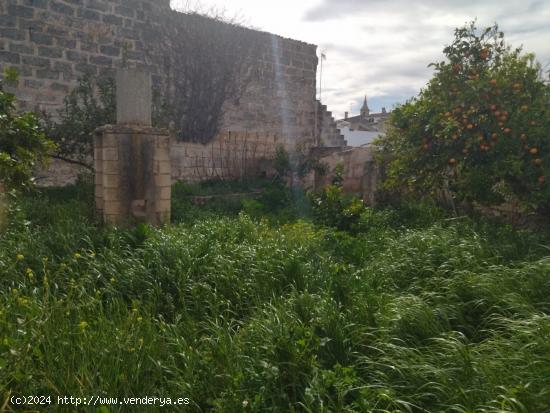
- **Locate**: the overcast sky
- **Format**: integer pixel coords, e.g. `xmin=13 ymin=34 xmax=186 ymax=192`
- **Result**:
xmin=171 ymin=0 xmax=550 ymax=119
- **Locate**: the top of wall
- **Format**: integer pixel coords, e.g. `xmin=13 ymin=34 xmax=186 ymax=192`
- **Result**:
xmin=168 ymin=5 xmax=317 ymax=50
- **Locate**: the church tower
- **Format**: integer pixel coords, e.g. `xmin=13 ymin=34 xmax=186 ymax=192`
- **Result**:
xmin=360 ymin=95 xmax=370 ymax=118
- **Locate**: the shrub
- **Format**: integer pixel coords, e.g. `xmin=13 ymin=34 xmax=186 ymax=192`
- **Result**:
xmin=41 ymin=74 xmax=115 ymax=169
xmin=0 ymin=68 xmax=54 ymax=191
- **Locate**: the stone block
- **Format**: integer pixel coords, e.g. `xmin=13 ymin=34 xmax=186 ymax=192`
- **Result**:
xmin=102 ymin=160 xmax=119 ymax=174
xmin=36 ymin=69 xmax=59 ymax=80
xmin=9 ymin=42 xmax=33 ymax=54
xmin=50 ymin=1 xmax=74 ymax=16
xmin=100 ymin=45 xmax=120 ymax=57
xmin=116 ymin=69 xmax=151 ymax=126
xmin=153 ymin=149 xmax=170 ymax=162
xmin=8 ymin=5 xmax=34 ymax=19
xmin=78 ymin=9 xmax=101 ymax=21
xmin=103 ymin=14 xmax=123 ymax=26
xmin=104 ymin=201 xmax=122 ymax=215
xmin=103 ymin=174 xmax=120 ymax=189
xmin=89 ymin=55 xmax=112 ymax=66
xmin=30 ymin=32 xmax=53 ymax=45
xmin=155 ymin=199 xmax=171 ymax=213
xmin=103 ymin=188 xmax=121 ymax=201
xmin=102 ymin=148 xmax=118 ymax=161
xmin=158 ymin=186 xmax=171 ymax=201
xmin=101 ymin=134 xmax=118 ymax=148
xmin=1 ymin=28 xmax=26 ymax=41
xmin=154 ymin=174 xmax=171 ymax=187
xmin=38 ymin=46 xmax=62 ymax=58
xmin=0 ymin=50 xmax=20 ymax=64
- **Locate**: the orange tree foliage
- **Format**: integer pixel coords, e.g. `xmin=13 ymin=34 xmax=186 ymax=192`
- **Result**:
xmin=378 ymin=23 xmax=550 ymax=213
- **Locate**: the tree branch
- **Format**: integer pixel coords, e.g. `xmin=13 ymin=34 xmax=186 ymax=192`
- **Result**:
xmin=50 ymin=154 xmax=94 ymax=171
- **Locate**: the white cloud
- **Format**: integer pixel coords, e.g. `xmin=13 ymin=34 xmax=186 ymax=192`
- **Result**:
xmin=171 ymin=0 xmax=550 ymax=119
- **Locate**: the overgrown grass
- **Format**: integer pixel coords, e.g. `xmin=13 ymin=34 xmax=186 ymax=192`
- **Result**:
xmin=0 ymin=184 xmax=549 ymax=412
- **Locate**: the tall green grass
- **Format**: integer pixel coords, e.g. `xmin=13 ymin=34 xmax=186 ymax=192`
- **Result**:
xmin=0 ymin=185 xmax=549 ymax=412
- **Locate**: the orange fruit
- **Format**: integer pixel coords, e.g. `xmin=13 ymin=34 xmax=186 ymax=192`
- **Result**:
xmin=467 ymin=124 xmax=474 ymax=130
xmin=448 ymin=158 xmax=457 ymax=165
xmin=530 ymin=147 xmax=539 ymax=155
xmin=503 ymin=128 xmax=512 ymax=134
xmin=533 ymin=158 xmax=542 ymax=166
xmin=520 ymin=133 xmax=527 ymax=140
xmin=490 ymin=79 xmax=497 ymax=86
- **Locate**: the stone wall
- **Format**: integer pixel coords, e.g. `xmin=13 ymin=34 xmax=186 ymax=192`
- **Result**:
xmin=171 ymin=132 xmax=283 ymax=182
xmin=0 ymin=0 xmax=345 ymax=185
xmin=0 ymin=0 xmax=343 ymax=141
xmin=306 ymin=145 xmax=384 ymax=205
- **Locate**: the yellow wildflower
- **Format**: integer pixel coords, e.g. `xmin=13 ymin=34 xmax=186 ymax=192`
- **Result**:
xmin=78 ymin=321 xmax=89 ymax=330
xmin=16 ymin=254 xmax=24 ymax=261
xmin=74 ymin=253 xmax=81 ymax=259
xmin=137 ymin=317 xmax=143 ymax=323
xmin=26 ymin=268 xmax=34 ymax=279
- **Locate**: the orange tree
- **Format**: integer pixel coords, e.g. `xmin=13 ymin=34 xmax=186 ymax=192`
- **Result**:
xmin=0 ymin=69 xmax=54 ymax=191
xmin=378 ymin=23 xmax=550 ymax=213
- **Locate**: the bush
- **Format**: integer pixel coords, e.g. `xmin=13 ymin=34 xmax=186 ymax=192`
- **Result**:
xmin=0 ymin=68 xmax=54 ymax=191
xmin=41 ymin=74 xmax=115 ymax=168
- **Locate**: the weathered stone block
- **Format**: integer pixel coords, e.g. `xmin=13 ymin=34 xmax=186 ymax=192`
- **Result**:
xmin=50 ymin=1 xmax=75 ymax=16
xmin=0 ymin=50 xmax=20 ymax=63
xmin=104 ymin=201 xmax=122 ymax=215
xmin=155 ymin=199 xmax=171 ymax=213
xmin=103 ymin=174 xmax=120 ymax=189
xmin=78 ymin=9 xmax=101 ymax=21
xmin=100 ymin=45 xmax=120 ymax=57
xmin=30 ymin=32 xmax=53 ymax=45
xmin=102 ymin=160 xmax=119 ymax=174
xmin=154 ymin=174 xmax=171 ymax=187
xmin=1 ymin=28 xmax=26 ymax=41
xmin=159 ymin=187 xmax=171 ymax=201
xmin=8 ymin=5 xmax=34 ymax=19
xmin=116 ymin=69 xmax=151 ymax=126
xmin=36 ymin=69 xmax=59 ymax=80
xmin=103 ymin=14 xmax=123 ymax=25
xmin=102 ymin=148 xmax=118 ymax=161
xmin=38 ymin=46 xmax=62 ymax=58
xmin=89 ymin=55 xmax=112 ymax=66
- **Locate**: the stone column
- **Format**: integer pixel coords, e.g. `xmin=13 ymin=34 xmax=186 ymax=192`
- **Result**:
xmin=93 ymin=69 xmax=171 ymax=226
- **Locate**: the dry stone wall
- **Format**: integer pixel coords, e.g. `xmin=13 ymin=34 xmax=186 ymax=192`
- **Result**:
xmin=0 ymin=0 xmax=346 ymax=184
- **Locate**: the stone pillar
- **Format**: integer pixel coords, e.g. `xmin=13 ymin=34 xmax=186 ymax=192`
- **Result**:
xmin=93 ymin=69 xmax=171 ymax=226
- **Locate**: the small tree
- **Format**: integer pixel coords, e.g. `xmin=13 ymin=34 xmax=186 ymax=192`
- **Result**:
xmin=378 ymin=23 xmax=550 ymax=213
xmin=161 ymin=11 xmax=261 ymax=143
xmin=43 ymin=74 xmax=115 ymax=169
xmin=0 ymin=69 xmax=54 ymax=191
